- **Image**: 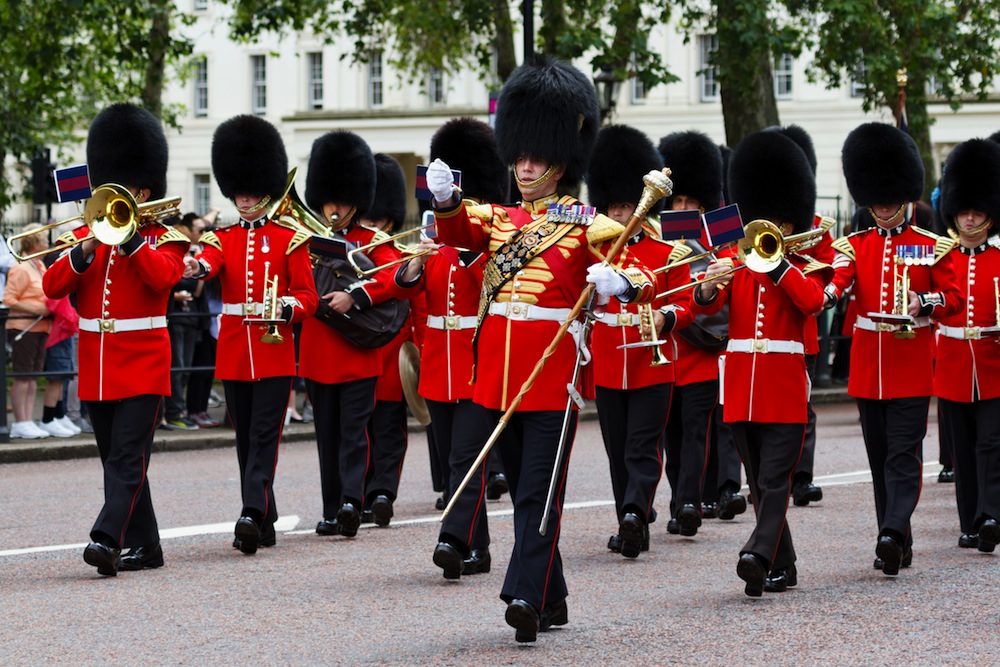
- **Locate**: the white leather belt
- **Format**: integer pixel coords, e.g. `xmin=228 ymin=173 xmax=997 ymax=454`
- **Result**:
xmin=426 ymin=315 xmax=477 ymax=330
xmin=727 ymin=338 xmax=804 ymax=354
xmin=597 ymin=312 xmax=641 ymax=328
xmin=79 ymin=316 xmax=167 ymax=334
xmin=222 ymin=302 xmax=264 ymax=316
xmin=939 ymin=324 xmax=985 ymax=340
xmin=855 ymin=315 xmax=931 ymax=332
xmin=487 ymin=302 xmax=572 ymax=322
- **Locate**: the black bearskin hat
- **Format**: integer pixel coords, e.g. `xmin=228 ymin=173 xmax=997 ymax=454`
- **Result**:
xmin=87 ymin=103 xmax=168 ymax=200
xmin=305 ymin=130 xmax=377 ymax=218
xmin=939 ymin=138 xmax=1000 ymax=234
xmin=367 ymin=153 xmax=407 ymax=229
xmin=212 ymin=115 xmax=288 ymax=202
xmin=495 ymin=57 xmax=600 ymax=190
xmin=729 ymin=130 xmax=816 ymax=234
xmin=657 ymin=131 xmax=723 ymax=210
xmin=431 ymin=118 xmax=508 ymax=204
xmin=842 ymin=122 xmax=924 ymax=207
xmin=587 ymin=124 xmax=664 ymax=216
xmin=764 ymin=124 xmax=816 ymax=174
xmin=988 ymin=130 xmax=1000 ymax=145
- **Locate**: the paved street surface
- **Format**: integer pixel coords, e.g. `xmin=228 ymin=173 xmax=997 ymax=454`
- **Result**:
xmin=1 ymin=401 xmax=997 ymax=665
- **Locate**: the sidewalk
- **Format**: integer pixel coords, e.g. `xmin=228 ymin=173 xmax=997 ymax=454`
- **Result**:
xmin=0 ymin=384 xmax=851 ymax=464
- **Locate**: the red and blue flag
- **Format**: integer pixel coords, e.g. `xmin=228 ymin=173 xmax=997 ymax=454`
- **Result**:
xmin=54 ymin=164 xmax=91 ymax=203
xmin=659 ymin=209 xmax=704 ymax=241
xmin=415 ymin=164 xmax=462 ymax=202
xmin=704 ymin=203 xmax=745 ymax=246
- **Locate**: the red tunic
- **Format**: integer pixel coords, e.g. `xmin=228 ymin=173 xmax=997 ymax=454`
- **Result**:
xmin=435 ymin=194 xmax=656 ymax=411
xmin=592 ymin=230 xmax=695 ymax=390
xmin=409 ymin=249 xmax=483 ymax=402
xmin=827 ymin=221 xmax=963 ymax=400
xmin=934 ymin=242 xmax=1000 ymax=402
xmin=195 ymin=218 xmax=317 ymax=381
xmin=43 ymin=224 xmax=188 ymax=401
xmin=692 ymin=257 xmax=829 ymax=424
xmin=798 ymin=220 xmax=836 ymax=355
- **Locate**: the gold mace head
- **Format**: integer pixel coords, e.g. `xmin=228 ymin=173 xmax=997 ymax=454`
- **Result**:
xmin=635 ymin=168 xmax=674 ymax=220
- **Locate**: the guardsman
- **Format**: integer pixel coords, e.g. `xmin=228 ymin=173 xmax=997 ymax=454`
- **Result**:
xmin=656 ymin=131 xmax=743 ymax=533
xmin=586 ymin=124 xmax=694 ymax=558
xmin=362 ymin=153 xmax=416 ymax=527
xmin=693 ymin=130 xmax=831 ymax=596
xmin=299 ymin=131 xmax=404 ymax=539
xmin=184 ymin=115 xmax=317 ymax=554
xmin=933 ymin=138 xmax=1000 ymax=553
xmin=44 ymin=103 xmax=189 ymax=575
xmin=396 ymin=117 xmax=508 ymax=579
xmin=825 ymin=122 xmax=962 ymax=575
xmin=426 ymin=58 xmax=658 ymax=643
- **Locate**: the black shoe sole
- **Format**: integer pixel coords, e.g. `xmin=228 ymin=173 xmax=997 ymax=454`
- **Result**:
xmin=876 ymin=538 xmax=902 ymax=575
xmin=337 ymin=507 xmax=361 ymax=538
xmin=505 ymin=603 xmax=539 ymax=643
xmin=83 ymin=544 xmax=120 ymax=577
xmin=619 ymin=516 xmax=645 ymax=559
xmin=372 ymin=498 xmax=394 ymax=527
xmin=234 ymin=521 xmax=260 ymax=555
xmin=677 ymin=507 xmax=702 ymax=536
xmin=737 ymin=555 xmax=765 ymax=597
xmin=433 ymin=544 xmax=464 ymax=580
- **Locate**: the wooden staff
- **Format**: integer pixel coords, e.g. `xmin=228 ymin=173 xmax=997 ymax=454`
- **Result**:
xmin=441 ymin=168 xmax=673 ymax=522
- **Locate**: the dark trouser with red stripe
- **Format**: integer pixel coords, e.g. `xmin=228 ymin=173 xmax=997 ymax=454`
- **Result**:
xmin=856 ymin=396 xmax=929 ymax=549
xmin=87 ymin=395 xmax=162 ymax=549
xmin=731 ymin=421 xmax=805 ymax=570
xmin=665 ymin=380 xmax=716 ymax=516
xmin=939 ymin=396 xmax=1000 ymax=534
xmin=306 ymin=377 xmax=377 ymax=515
xmin=794 ymin=354 xmax=819 ymax=483
xmin=595 ymin=383 xmax=670 ymax=522
xmin=224 ymin=377 xmax=291 ymax=525
xmin=366 ymin=399 xmax=408 ymax=503
xmin=496 ymin=409 xmax=575 ymax=614
xmin=428 ymin=398 xmax=492 ymax=551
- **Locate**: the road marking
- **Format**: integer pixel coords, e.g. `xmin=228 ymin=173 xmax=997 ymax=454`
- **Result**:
xmin=0 ymin=464 xmax=947 ymax=557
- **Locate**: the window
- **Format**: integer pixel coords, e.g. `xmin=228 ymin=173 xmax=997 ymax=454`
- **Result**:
xmin=194 ymin=174 xmax=212 ymax=216
xmin=193 ymin=0 xmax=208 ymax=10
xmin=428 ymin=66 xmax=445 ymax=106
xmin=307 ymin=52 xmax=324 ymax=109
xmin=368 ymin=52 xmax=383 ymax=108
xmin=850 ymin=61 xmax=867 ymax=98
xmin=251 ymin=55 xmax=267 ymax=114
xmin=774 ymin=53 xmax=794 ymax=99
xmin=699 ymin=34 xmax=719 ymax=102
xmin=630 ymin=52 xmax=647 ymax=104
xmin=193 ymin=57 xmax=208 ymax=117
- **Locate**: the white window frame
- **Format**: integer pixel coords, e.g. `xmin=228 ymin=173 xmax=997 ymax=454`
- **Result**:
xmin=251 ymin=55 xmax=267 ymax=115
xmin=699 ymin=34 xmax=719 ymax=102
xmin=193 ymin=0 xmax=208 ymax=10
xmin=193 ymin=57 xmax=208 ymax=117
xmin=428 ymin=66 xmax=445 ymax=107
xmin=307 ymin=52 xmax=324 ymax=110
xmin=368 ymin=52 xmax=384 ymax=108
xmin=630 ymin=53 xmax=647 ymax=104
xmin=194 ymin=174 xmax=212 ymax=217
xmin=774 ymin=53 xmax=794 ymax=100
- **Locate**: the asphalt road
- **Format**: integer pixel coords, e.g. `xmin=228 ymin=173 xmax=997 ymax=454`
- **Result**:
xmin=1 ymin=400 xmax=997 ymax=665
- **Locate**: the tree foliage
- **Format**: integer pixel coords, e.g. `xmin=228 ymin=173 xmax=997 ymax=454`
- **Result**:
xmin=793 ymin=0 xmax=1000 ymax=195
xmin=0 ymin=0 xmax=192 ymax=214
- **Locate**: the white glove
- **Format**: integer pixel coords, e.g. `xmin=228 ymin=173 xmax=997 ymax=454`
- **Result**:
xmin=427 ymin=158 xmax=456 ymax=203
xmin=586 ymin=263 xmax=627 ymax=297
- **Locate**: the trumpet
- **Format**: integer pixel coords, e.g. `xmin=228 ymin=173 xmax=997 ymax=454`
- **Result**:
xmin=614 ymin=304 xmax=672 ymax=366
xmin=865 ymin=248 xmax=920 ymax=338
xmin=252 ymin=261 xmax=285 ymax=344
xmin=10 ymin=184 xmax=181 ymax=261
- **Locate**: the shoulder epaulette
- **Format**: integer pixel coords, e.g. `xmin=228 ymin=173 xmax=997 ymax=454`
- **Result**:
xmin=800 ymin=258 xmax=832 ymax=276
xmin=912 ymin=225 xmax=958 ymax=262
xmin=286 ymin=228 xmax=311 ymax=255
xmin=642 ymin=216 xmax=662 ymax=239
xmin=586 ymin=213 xmax=624 ymax=245
xmin=56 ymin=230 xmax=78 ymax=247
xmin=156 ymin=225 xmax=191 ymax=248
xmin=830 ymin=235 xmax=855 ymax=261
xmin=200 ymin=230 xmax=222 ymax=251
xmin=666 ymin=242 xmax=693 ymax=263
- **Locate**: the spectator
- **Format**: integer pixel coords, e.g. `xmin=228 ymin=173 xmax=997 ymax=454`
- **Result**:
xmin=3 ymin=224 xmax=53 ymax=439
xmin=187 ymin=213 xmax=222 ymax=429
xmin=40 ymin=295 xmax=81 ymax=436
xmin=0 ymin=232 xmax=15 ymax=295
xmin=162 ymin=213 xmax=203 ymax=430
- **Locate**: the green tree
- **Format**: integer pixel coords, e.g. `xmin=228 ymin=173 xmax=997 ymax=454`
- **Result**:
xmin=795 ymin=0 xmax=1000 ymax=198
xmin=0 ymin=0 xmax=192 ymax=214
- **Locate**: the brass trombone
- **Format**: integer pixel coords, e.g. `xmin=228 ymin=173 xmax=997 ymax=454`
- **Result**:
xmin=654 ymin=218 xmax=833 ymax=300
xmin=346 ymin=222 xmax=438 ymax=278
xmin=10 ymin=184 xmax=181 ymax=261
